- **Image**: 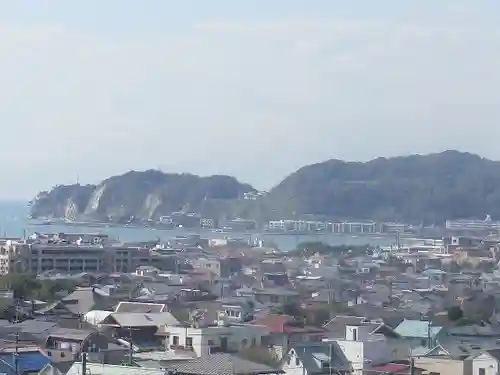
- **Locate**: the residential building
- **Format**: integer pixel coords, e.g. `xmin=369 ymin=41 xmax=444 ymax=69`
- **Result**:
xmin=324 ymin=323 xmax=409 ymax=375
xmin=254 ymin=314 xmax=324 ymax=360
xmin=281 ymin=342 xmax=351 ymax=375
xmin=164 ymin=322 xmax=268 ymax=357
xmin=192 ymin=257 xmax=221 ymax=276
xmin=0 ymin=239 xmax=16 ymax=275
xmin=200 ymin=218 xmax=215 ymax=229
xmin=394 ymin=319 xmax=443 ymax=349
xmin=472 ymin=350 xmax=500 ymax=375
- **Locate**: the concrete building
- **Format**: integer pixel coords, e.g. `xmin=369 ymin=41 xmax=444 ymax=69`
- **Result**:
xmin=16 ymin=243 xmax=172 ymax=274
xmin=192 ymin=257 xmax=221 ymax=276
xmin=165 ymin=319 xmax=267 ymax=357
xmin=331 ymin=221 xmax=377 ymax=234
xmin=446 ymin=216 xmax=500 ymax=232
xmin=0 ymin=239 xmax=17 ymax=275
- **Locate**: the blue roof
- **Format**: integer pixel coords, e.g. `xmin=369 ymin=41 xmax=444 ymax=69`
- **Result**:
xmin=394 ymin=319 xmax=443 ymax=339
xmin=0 ymin=351 xmax=50 ymax=374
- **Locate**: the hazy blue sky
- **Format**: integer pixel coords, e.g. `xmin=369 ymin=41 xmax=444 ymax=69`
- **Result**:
xmin=1 ymin=1 xmax=500 ymax=199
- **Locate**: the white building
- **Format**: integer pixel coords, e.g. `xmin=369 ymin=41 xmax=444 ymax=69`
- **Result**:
xmin=324 ymin=324 xmax=410 ymax=375
xmin=0 ymin=240 xmax=17 ymax=275
xmin=281 ymin=342 xmax=351 ymax=375
xmin=472 ymin=351 xmax=500 ymax=375
xmin=164 ymin=319 xmax=268 ymax=357
xmin=446 ymin=216 xmax=500 ymax=231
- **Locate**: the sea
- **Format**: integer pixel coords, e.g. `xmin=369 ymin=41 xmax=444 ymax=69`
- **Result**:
xmin=0 ymin=202 xmax=401 ymax=251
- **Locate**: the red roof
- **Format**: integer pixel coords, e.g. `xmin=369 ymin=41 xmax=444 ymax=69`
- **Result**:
xmin=252 ymin=314 xmax=295 ymax=333
xmin=366 ymin=363 xmax=409 ymax=374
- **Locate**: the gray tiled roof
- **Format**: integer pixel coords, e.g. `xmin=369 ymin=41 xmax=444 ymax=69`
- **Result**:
xmin=115 ymin=302 xmax=166 ymax=313
xmin=163 ymin=353 xmax=281 ymax=375
xmin=48 ymin=328 xmax=95 ymax=341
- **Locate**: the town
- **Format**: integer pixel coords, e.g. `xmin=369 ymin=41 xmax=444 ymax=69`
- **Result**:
xmin=0 ymin=226 xmax=499 ymax=375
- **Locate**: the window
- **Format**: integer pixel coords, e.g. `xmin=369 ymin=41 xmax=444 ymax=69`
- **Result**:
xmin=208 ymin=340 xmax=214 ymax=346
xmin=172 ymin=336 xmax=179 ymax=345
xmin=479 ymin=369 xmax=485 ymax=375
xmin=186 ymin=337 xmax=193 ymax=348
xmin=287 ymin=356 xmax=291 ymax=365
xmin=352 ymin=328 xmax=357 ymax=341
xmin=295 ymin=358 xmax=300 ymax=366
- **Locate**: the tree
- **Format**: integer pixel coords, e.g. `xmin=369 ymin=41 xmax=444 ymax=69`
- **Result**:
xmin=10 ymin=274 xmax=40 ymax=300
xmin=447 ymin=306 xmax=464 ymax=321
xmin=268 ymin=150 xmax=500 ymax=223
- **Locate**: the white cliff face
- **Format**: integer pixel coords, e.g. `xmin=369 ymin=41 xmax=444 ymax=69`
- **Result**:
xmin=84 ymin=183 xmax=107 ymax=215
xmin=64 ymin=198 xmax=78 ymax=220
xmin=140 ymin=192 xmax=162 ymax=219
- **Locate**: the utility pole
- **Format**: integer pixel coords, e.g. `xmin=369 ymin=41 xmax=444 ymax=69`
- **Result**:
xmin=427 ymin=317 xmax=432 ymax=349
xmin=328 ymin=342 xmax=332 ymax=375
xmin=128 ymin=327 xmax=133 ymax=366
xmin=81 ymin=352 xmax=87 ymax=375
xmin=14 ymin=332 xmax=19 ymax=375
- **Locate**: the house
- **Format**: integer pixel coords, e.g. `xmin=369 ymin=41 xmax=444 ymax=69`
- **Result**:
xmin=0 ymin=347 xmax=50 ymax=375
xmin=324 ymin=322 xmax=408 ymax=375
xmin=236 ymin=288 xmax=299 ymax=305
xmin=38 ymin=287 xmax=110 ymax=316
xmin=394 ymin=319 xmax=443 ymax=349
xmin=253 ymin=314 xmax=324 ymax=359
xmin=135 ymin=265 xmax=160 ymax=277
xmin=101 ymin=311 xmax=179 ymax=351
xmin=281 ymin=342 xmax=351 ymax=375
xmin=114 ymin=301 xmax=167 ymax=313
xmin=472 ymin=349 xmax=500 ymax=375
xmin=413 ymin=345 xmax=472 ymax=375
xmin=164 ymin=321 xmax=268 ymax=357
xmin=192 ymin=257 xmax=222 ymax=276
xmin=44 ymin=328 xmax=109 ymax=359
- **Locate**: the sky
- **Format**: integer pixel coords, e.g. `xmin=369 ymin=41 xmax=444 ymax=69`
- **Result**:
xmin=1 ymin=1 xmax=500 ymax=199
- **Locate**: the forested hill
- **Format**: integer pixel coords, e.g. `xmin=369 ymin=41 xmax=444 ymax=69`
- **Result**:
xmin=30 ymin=151 xmax=500 ymax=224
xmin=30 ymin=170 xmax=256 ymax=221
xmin=267 ymin=150 xmax=500 ymax=223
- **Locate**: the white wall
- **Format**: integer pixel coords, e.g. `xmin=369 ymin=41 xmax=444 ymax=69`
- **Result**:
xmin=167 ymin=325 xmax=266 ymax=357
xmin=282 ymin=349 xmax=307 ymax=375
xmin=473 ymin=354 xmax=498 ymax=375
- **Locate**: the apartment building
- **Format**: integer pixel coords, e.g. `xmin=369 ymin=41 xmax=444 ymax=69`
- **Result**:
xmin=0 ymin=239 xmax=17 ymax=275
xmin=268 ymin=220 xmax=326 ymax=232
xmin=446 ymin=216 xmax=500 ymax=232
xmin=16 ymin=243 xmax=172 ymax=274
xmin=331 ymin=221 xmax=377 ymax=233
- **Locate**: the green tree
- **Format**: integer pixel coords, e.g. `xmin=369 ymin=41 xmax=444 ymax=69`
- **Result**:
xmin=10 ymin=274 xmax=40 ymax=300
xmin=447 ymin=306 xmax=464 ymax=321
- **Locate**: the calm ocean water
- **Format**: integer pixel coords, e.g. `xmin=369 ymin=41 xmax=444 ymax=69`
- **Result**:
xmin=0 ymin=202 xmax=398 ymax=251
